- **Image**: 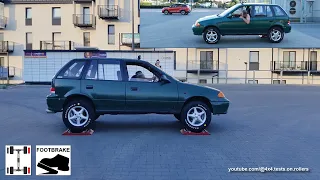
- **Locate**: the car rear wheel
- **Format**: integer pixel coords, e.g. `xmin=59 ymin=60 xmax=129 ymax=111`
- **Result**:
xmin=268 ymin=27 xmax=284 ymax=43
xmin=180 ymin=10 xmax=186 ymax=15
xmin=180 ymin=101 xmax=212 ymax=133
xmin=203 ymin=27 xmax=221 ymax=44
xmin=164 ymin=10 xmax=169 ymax=15
xmin=62 ymin=99 xmax=95 ymax=133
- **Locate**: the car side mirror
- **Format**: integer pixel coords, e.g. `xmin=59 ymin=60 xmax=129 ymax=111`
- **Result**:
xmin=160 ymin=74 xmax=170 ymax=84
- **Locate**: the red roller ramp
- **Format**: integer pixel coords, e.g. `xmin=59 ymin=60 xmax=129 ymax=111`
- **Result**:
xmin=180 ymin=129 xmax=210 ymax=135
xmin=62 ymin=129 xmax=94 ymax=136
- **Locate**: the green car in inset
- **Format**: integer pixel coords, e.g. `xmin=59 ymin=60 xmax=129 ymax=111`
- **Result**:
xmin=46 ymin=58 xmax=230 ymax=133
xmin=192 ymin=3 xmax=291 ymax=44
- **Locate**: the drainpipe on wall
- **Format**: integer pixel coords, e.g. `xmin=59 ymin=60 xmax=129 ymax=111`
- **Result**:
xmin=6 ymin=52 xmax=9 ymax=85
xmin=131 ymin=0 xmax=135 ymax=51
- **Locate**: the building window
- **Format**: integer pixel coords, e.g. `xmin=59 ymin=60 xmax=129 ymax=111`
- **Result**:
xmin=52 ymin=32 xmax=61 ymax=50
xmin=199 ymin=79 xmax=207 ymax=84
xmin=309 ymin=51 xmax=318 ymax=71
xmin=248 ymin=80 xmax=258 ymax=84
xmin=200 ymin=51 xmax=214 ymax=70
xmin=108 ymin=25 xmax=115 ymax=45
xmin=0 ymin=33 xmax=4 ymax=41
xmin=26 ymin=32 xmax=32 ymax=50
xmin=83 ymin=32 xmax=90 ymax=47
xmin=283 ymin=51 xmax=296 ymax=69
xmin=52 ymin=7 xmax=61 ymax=25
xmin=138 ymin=25 xmax=140 ymax=33
xmin=273 ymin=80 xmax=286 ymax=84
xmin=25 ymin=8 xmax=32 ymax=26
xmin=249 ymin=51 xmax=259 ymax=70
xmin=0 ymin=57 xmax=4 ymax=67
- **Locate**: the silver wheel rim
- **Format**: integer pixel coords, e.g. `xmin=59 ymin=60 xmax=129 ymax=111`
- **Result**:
xmin=68 ymin=106 xmax=89 ymax=127
xmin=271 ymin=29 xmax=282 ymax=41
xmin=165 ymin=11 xmax=168 ymax=14
xmin=206 ymin=30 xmax=218 ymax=42
xmin=186 ymin=107 xmax=207 ymax=127
xmin=181 ymin=11 xmax=185 ymax=15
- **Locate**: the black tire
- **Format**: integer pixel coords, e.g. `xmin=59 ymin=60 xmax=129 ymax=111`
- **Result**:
xmin=10 ymin=167 xmax=13 ymax=174
xmin=180 ymin=10 xmax=186 ymax=15
xmin=164 ymin=10 xmax=169 ymax=15
xmin=93 ymin=114 xmax=100 ymax=121
xmin=23 ymin=167 xmax=28 ymax=174
xmin=180 ymin=101 xmax=212 ymax=133
xmin=185 ymin=12 xmax=189 ymax=15
xmin=203 ymin=27 xmax=221 ymax=44
xmin=268 ymin=26 xmax=284 ymax=43
xmin=23 ymin=146 xmax=28 ymax=154
xmin=62 ymin=99 xmax=95 ymax=133
xmin=174 ymin=114 xmax=181 ymax=121
xmin=9 ymin=146 xmax=14 ymax=154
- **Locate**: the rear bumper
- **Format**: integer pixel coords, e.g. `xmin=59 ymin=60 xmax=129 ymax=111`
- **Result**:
xmin=211 ymin=101 xmax=230 ymax=115
xmin=46 ymin=94 xmax=65 ymax=113
xmin=284 ymin=25 xmax=291 ymax=33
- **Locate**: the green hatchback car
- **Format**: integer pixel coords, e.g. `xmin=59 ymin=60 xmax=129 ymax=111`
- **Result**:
xmin=46 ymin=58 xmax=230 ymax=133
xmin=192 ymin=3 xmax=291 ymax=44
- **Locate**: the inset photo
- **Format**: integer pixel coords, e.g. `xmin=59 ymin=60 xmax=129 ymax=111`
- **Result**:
xmin=140 ymin=0 xmax=320 ymax=48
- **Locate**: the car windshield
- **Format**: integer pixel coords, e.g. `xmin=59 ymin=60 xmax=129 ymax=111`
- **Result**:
xmin=219 ymin=4 xmax=241 ymax=17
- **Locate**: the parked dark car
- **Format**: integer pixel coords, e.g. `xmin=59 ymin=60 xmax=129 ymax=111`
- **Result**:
xmin=46 ymin=58 xmax=230 ymax=133
xmin=162 ymin=3 xmax=191 ymax=15
xmin=192 ymin=3 xmax=291 ymax=44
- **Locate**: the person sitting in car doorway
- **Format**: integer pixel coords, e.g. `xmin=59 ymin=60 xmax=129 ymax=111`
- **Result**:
xmin=240 ymin=10 xmax=250 ymax=24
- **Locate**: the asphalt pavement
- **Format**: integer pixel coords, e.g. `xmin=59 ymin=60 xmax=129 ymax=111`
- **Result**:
xmin=140 ymin=8 xmax=320 ymax=48
xmin=0 ymin=84 xmax=319 ymax=179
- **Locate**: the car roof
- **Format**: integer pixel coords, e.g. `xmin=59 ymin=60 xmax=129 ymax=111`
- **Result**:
xmin=241 ymin=3 xmax=279 ymax=6
xmin=73 ymin=58 xmax=151 ymax=64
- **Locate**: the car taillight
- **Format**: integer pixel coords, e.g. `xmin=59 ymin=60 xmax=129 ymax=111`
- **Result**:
xmin=50 ymin=87 xmax=55 ymax=94
xmin=288 ymin=20 xmax=290 ymax=25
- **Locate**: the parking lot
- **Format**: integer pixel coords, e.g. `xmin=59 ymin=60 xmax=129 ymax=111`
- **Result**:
xmin=140 ymin=8 xmax=320 ymax=48
xmin=0 ymin=84 xmax=319 ymax=180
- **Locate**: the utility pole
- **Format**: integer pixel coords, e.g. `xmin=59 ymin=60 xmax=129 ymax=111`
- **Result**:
xmin=131 ymin=0 xmax=135 ymax=51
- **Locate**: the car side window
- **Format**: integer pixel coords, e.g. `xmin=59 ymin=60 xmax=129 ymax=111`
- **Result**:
xmin=57 ymin=61 xmax=86 ymax=79
xmin=253 ymin=6 xmax=267 ymax=17
xmin=96 ymin=61 xmax=122 ymax=81
xmin=266 ymin=6 xmax=273 ymax=17
xmin=272 ymin=6 xmax=286 ymax=16
xmin=85 ymin=60 xmax=98 ymax=80
xmin=127 ymin=64 xmax=159 ymax=83
xmin=232 ymin=6 xmax=244 ymax=17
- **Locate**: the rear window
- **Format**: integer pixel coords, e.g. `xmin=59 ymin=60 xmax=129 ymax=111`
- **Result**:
xmin=57 ymin=61 xmax=86 ymax=79
xmin=272 ymin=6 xmax=287 ymax=16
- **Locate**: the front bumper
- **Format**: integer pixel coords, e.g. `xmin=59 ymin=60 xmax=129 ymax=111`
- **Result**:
xmin=211 ymin=101 xmax=230 ymax=115
xmin=192 ymin=24 xmax=204 ymax=35
xmin=46 ymin=94 xmax=65 ymax=113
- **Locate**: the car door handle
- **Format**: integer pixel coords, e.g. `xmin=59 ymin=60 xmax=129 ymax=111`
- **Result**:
xmin=86 ymin=85 xmax=93 ymax=89
xmin=130 ymin=87 xmax=138 ymax=91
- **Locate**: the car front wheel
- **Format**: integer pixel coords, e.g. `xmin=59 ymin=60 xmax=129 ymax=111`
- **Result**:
xmin=268 ymin=27 xmax=284 ymax=43
xmin=180 ymin=10 xmax=186 ymax=15
xmin=164 ymin=10 xmax=169 ymax=15
xmin=62 ymin=99 xmax=95 ymax=133
xmin=203 ymin=27 xmax=221 ymax=44
xmin=180 ymin=101 xmax=212 ymax=133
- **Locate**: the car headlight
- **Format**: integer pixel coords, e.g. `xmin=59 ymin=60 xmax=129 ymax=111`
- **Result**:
xmin=195 ymin=21 xmax=201 ymax=27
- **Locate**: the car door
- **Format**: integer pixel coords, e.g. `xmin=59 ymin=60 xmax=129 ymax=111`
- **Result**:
xmin=218 ymin=6 xmax=248 ymax=35
xmin=124 ymin=61 xmax=178 ymax=113
xmin=248 ymin=5 xmax=274 ymax=34
xmin=81 ymin=59 xmax=126 ymax=113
